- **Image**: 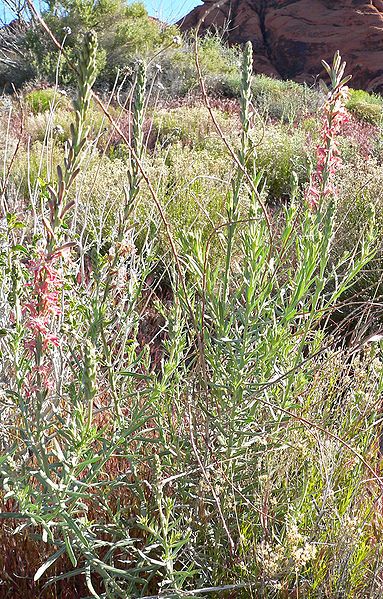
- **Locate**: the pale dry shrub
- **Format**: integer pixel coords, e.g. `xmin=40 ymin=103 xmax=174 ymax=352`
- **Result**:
xmin=150 ymin=104 xmax=239 ymax=150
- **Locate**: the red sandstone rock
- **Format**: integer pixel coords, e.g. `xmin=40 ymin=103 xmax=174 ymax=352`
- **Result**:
xmin=179 ymin=0 xmax=383 ymax=91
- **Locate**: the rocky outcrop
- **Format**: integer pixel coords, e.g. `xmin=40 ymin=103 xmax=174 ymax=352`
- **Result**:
xmin=179 ymin=0 xmax=383 ymax=91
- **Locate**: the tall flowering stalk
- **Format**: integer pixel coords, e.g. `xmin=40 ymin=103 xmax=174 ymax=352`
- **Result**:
xmin=306 ymin=51 xmax=351 ymax=209
xmin=223 ymin=41 xmax=255 ymax=303
xmin=22 ymin=32 xmax=98 ymax=405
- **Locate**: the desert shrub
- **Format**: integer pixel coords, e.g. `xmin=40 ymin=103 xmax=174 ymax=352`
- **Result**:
xmin=197 ymin=33 xmax=241 ymax=76
xmin=336 ymin=150 xmax=383 ymax=241
xmin=21 ymin=90 xmax=112 ymax=147
xmin=70 ymin=151 xmax=131 ymax=240
xmin=252 ymin=74 xmax=320 ymax=122
xmin=79 ymin=140 xmax=233 ymax=252
xmin=24 ymin=22 xmax=106 ymax=86
xmin=1 ymin=31 xmax=383 ymax=599
xmin=24 ymin=1 xmax=178 ymax=85
xmin=24 ymin=111 xmax=69 ymax=144
xmin=15 ymin=134 xmax=231 ymax=254
xmin=150 ymin=105 xmax=237 ymax=149
xmin=197 ymin=33 xmax=241 ymax=96
xmin=22 ymin=88 xmax=75 ymax=143
xmin=151 ymin=33 xmax=241 ymax=98
xmin=346 ymin=88 xmax=383 ymax=125
xmin=146 ymin=142 xmax=233 ymax=238
xmin=332 ymin=153 xmax=383 ymax=319
xmin=147 ymin=53 xmax=193 ymax=97
xmin=24 ymin=87 xmax=71 ymax=115
xmin=254 ymin=123 xmax=312 ymax=199
xmin=301 ymin=115 xmax=321 ymax=134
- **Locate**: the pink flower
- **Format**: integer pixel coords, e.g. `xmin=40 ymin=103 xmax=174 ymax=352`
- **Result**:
xmin=305 ymin=84 xmax=349 ymax=210
xmin=25 ymin=363 xmax=55 ymax=398
xmin=22 ymin=251 xmax=65 ymax=396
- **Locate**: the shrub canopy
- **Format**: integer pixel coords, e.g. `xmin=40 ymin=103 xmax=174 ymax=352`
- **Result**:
xmin=25 ymin=0 xmax=178 ymax=84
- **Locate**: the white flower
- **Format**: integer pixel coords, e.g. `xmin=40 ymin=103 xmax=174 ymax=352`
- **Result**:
xmin=52 ymin=124 xmax=64 ymax=136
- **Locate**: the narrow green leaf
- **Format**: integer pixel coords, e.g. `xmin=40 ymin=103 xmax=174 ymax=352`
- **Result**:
xmin=34 ymin=546 xmax=66 ymax=581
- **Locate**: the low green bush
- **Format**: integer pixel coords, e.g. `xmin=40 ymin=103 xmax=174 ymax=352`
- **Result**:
xmin=22 ymin=90 xmax=111 ymax=147
xmin=254 ymin=123 xmax=312 ymax=199
xmin=252 ymin=75 xmax=320 ymax=122
xmin=152 ymin=33 xmax=241 ymax=98
xmin=333 ymin=153 xmax=383 ymax=311
xmin=150 ymin=105 xmax=236 ymax=149
xmin=346 ymin=89 xmax=383 ymax=125
xmin=24 ymin=87 xmax=71 ymax=115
